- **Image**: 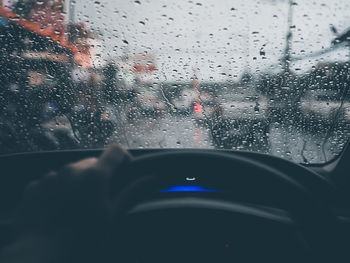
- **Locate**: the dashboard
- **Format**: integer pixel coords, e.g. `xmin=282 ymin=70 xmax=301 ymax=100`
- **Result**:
xmin=0 ymin=148 xmax=350 ymax=262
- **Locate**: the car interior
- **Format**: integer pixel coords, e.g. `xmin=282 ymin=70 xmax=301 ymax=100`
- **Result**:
xmin=1 ymin=0 xmax=350 ymax=262
xmin=1 ymin=144 xmax=350 ymax=262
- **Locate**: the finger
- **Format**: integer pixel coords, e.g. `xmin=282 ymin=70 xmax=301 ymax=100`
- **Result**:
xmin=67 ymin=158 xmax=98 ymax=173
xmin=58 ymin=158 xmax=99 ymax=186
xmin=97 ymin=144 xmax=132 ymax=175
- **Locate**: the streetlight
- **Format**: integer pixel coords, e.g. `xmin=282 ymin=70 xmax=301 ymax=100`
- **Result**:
xmin=282 ymin=0 xmax=295 ymax=73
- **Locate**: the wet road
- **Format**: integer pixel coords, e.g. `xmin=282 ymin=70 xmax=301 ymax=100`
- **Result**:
xmin=110 ymin=111 xmax=349 ymax=164
xmin=111 ymin=113 xmax=213 ymax=149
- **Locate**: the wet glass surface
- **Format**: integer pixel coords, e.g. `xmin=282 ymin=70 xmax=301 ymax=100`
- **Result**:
xmin=1 ymin=0 xmax=350 ymax=163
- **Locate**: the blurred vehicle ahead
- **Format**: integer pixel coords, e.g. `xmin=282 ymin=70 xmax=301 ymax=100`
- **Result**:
xmin=134 ymin=88 xmax=166 ymax=117
xmin=300 ymin=89 xmax=350 ymax=129
xmin=172 ymin=88 xmax=196 ymax=115
xmin=192 ymin=92 xmax=223 ymax=123
xmin=212 ymin=88 xmax=269 ymax=150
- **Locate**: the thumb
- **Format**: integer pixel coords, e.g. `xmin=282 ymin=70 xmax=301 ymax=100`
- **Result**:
xmin=97 ymin=144 xmax=132 ymax=176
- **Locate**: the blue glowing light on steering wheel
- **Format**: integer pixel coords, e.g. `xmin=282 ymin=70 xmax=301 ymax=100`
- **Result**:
xmin=159 ymin=185 xmax=219 ymax=192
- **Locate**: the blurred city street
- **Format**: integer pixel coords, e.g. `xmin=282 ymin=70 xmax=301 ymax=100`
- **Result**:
xmin=1 ymin=0 xmax=350 ymax=164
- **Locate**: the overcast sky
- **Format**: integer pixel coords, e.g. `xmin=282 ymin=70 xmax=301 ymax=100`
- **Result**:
xmin=73 ymin=0 xmax=350 ymax=81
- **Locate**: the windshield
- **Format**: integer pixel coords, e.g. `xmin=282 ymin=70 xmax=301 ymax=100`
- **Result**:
xmin=1 ymin=0 xmax=350 ymax=163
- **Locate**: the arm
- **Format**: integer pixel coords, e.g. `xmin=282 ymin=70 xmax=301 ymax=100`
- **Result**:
xmin=0 ymin=145 xmax=131 ymax=263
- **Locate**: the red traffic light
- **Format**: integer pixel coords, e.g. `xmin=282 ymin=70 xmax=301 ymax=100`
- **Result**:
xmin=194 ymin=103 xmax=203 ymax=113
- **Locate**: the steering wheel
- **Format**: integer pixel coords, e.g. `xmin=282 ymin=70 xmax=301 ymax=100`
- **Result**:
xmin=110 ymin=150 xmax=341 ymax=262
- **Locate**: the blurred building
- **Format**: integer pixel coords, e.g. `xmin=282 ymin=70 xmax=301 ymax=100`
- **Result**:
xmin=114 ymin=53 xmax=157 ymax=86
xmin=0 ymin=2 xmax=74 ymax=89
xmin=0 ymin=1 xmax=103 ymax=150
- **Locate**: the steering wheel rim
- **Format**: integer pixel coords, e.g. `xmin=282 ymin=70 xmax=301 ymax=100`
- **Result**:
xmin=111 ymin=150 xmax=340 ymax=261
